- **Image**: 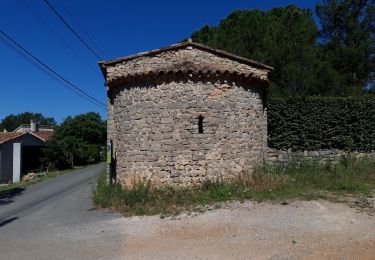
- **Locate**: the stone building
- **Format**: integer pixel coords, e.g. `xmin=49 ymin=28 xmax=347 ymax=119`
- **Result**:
xmin=99 ymin=41 xmax=273 ymax=187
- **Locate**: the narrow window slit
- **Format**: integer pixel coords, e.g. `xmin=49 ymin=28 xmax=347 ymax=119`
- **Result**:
xmin=198 ymin=115 xmax=204 ymax=133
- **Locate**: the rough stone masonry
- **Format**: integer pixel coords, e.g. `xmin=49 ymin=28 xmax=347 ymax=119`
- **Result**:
xmin=99 ymin=41 xmax=273 ymax=187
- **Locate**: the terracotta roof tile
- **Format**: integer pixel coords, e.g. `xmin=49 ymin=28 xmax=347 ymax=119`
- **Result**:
xmin=33 ymin=131 xmax=53 ymax=141
xmin=0 ymin=132 xmax=25 ymax=144
xmin=0 ymin=131 xmax=53 ymax=144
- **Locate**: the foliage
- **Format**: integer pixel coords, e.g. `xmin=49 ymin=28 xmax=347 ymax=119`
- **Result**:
xmin=268 ymin=96 xmax=375 ymax=151
xmin=43 ymin=112 xmax=106 ymax=169
xmin=92 ymin=157 xmax=375 ymax=217
xmin=0 ymin=112 xmax=56 ymax=132
xmin=191 ymin=6 xmax=320 ymax=95
xmin=316 ymin=0 xmax=375 ymax=94
xmin=190 ymin=3 xmax=375 ymax=96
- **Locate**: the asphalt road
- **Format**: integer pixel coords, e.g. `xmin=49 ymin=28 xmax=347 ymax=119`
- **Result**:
xmin=0 ymin=163 xmax=125 ymax=260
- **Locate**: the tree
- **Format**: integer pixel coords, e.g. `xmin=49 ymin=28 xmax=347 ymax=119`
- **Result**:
xmin=43 ymin=112 xmax=106 ymax=169
xmin=0 ymin=112 xmax=56 ymax=132
xmin=191 ymin=6 xmax=322 ymax=95
xmin=316 ymin=0 xmax=375 ymax=95
xmin=190 ymin=3 xmax=375 ymax=96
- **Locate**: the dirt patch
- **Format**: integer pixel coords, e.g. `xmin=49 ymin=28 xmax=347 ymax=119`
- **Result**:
xmin=121 ymin=200 xmax=375 ymax=259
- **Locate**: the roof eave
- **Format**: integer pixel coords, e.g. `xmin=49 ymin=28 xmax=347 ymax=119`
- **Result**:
xmin=98 ymin=41 xmax=274 ymax=72
xmin=0 ymin=133 xmax=25 ymax=145
xmin=0 ymin=132 xmax=48 ymax=145
xmin=28 ymin=132 xmax=47 ymax=142
xmin=98 ymin=60 xmax=107 ymax=79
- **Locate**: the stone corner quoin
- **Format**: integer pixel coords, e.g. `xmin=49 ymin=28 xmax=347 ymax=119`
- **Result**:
xmin=99 ymin=42 xmax=272 ymax=188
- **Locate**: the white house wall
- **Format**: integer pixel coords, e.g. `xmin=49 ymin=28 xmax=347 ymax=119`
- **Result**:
xmin=0 ymin=134 xmax=46 ymax=183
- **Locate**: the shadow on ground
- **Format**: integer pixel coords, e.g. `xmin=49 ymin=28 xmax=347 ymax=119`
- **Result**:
xmin=0 ymin=217 xmax=18 ymax=227
xmin=0 ymin=187 xmax=25 ymax=205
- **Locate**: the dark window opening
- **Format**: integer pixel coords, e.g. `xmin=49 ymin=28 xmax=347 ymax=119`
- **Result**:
xmin=198 ymin=115 xmax=204 ymax=133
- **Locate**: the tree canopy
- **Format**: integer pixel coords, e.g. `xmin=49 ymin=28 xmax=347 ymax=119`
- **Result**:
xmin=43 ymin=112 xmax=106 ymax=169
xmin=0 ymin=112 xmax=56 ymax=132
xmin=190 ymin=1 xmax=375 ymax=96
xmin=316 ymin=0 xmax=375 ymax=94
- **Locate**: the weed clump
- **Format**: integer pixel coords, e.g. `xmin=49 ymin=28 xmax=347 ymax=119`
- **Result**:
xmin=92 ymin=156 xmax=375 ymax=217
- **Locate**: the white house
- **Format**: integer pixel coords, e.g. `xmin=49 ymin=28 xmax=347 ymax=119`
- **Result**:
xmin=0 ymin=120 xmax=53 ymax=183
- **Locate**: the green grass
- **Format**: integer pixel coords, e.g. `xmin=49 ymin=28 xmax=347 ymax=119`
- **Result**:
xmin=92 ymin=156 xmax=375 ymax=217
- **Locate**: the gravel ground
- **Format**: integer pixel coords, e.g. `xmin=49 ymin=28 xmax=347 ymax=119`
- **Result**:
xmin=1 ymin=164 xmax=373 ymax=259
xmin=120 ymin=200 xmax=375 ymax=260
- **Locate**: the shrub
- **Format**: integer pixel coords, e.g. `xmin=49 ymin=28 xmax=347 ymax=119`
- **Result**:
xmin=268 ymin=96 xmax=375 ymax=151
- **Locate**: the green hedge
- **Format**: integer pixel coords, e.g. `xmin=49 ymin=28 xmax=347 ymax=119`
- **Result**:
xmin=267 ymin=97 xmax=375 ymax=151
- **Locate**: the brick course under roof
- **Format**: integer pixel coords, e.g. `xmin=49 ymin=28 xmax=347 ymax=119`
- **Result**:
xmin=99 ymin=41 xmax=273 ymax=87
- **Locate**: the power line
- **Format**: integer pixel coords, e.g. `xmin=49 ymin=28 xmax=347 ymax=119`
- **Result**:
xmin=0 ymin=38 xmax=99 ymax=107
xmin=0 ymin=29 xmax=105 ymax=108
xmin=55 ymin=0 xmax=107 ymax=59
xmin=17 ymin=0 xmax=101 ymax=76
xmin=0 ymin=36 xmax=67 ymax=90
xmin=0 ymin=31 xmax=105 ymax=108
xmin=0 ymin=29 xmax=105 ymax=107
xmin=43 ymin=0 xmax=102 ymax=60
xmin=0 ymin=35 xmax=99 ymax=107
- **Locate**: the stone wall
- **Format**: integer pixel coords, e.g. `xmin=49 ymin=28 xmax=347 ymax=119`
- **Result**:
xmin=266 ymin=148 xmax=375 ymax=166
xmin=108 ymin=74 xmax=267 ymax=187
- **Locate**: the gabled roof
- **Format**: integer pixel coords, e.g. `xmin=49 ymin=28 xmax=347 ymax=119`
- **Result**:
xmin=0 ymin=131 xmax=52 ymax=145
xmin=0 ymin=132 xmax=25 ymax=144
xmin=99 ymin=41 xmax=273 ymax=71
xmin=98 ymin=41 xmax=273 ymax=87
xmin=33 ymin=131 xmax=53 ymax=141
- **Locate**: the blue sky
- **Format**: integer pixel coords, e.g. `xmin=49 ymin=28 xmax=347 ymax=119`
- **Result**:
xmin=0 ymin=0 xmax=317 ymax=123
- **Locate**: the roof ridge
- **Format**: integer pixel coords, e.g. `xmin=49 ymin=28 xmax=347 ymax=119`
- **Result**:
xmin=0 ymin=131 xmax=52 ymax=144
xmin=0 ymin=132 xmax=26 ymax=144
xmin=98 ymin=41 xmax=273 ymax=75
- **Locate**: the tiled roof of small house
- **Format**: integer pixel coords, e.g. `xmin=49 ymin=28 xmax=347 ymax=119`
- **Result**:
xmin=33 ymin=131 xmax=53 ymax=141
xmin=99 ymin=41 xmax=273 ymax=87
xmin=0 ymin=132 xmax=25 ymax=144
xmin=0 ymin=131 xmax=53 ymax=144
